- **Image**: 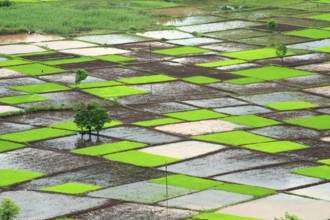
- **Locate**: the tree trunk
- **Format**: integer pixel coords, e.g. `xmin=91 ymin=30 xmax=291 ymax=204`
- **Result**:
xmin=281 ymin=57 xmax=284 ymax=66
xmin=88 ymin=128 xmax=91 ymax=140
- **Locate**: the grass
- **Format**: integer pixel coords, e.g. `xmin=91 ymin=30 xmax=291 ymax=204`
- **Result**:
xmin=284 ymin=115 xmax=330 ymax=130
xmin=214 ymin=183 xmax=276 ymax=196
xmin=50 ymin=120 xmax=122 ymax=131
xmin=118 ymin=74 xmax=176 ymax=84
xmin=243 ymin=141 xmax=309 ymax=153
xmin=42 ymin=182 xmax=101 ymax=194
xmin=192 ymin=213 xmax=264 ymax=220
xmin=285 ymin=29 xmax=330 ymax=39
xmin=83 ymin=86 xmax=148 ymax=98
xmin=0 ymin=59 xmax=30 ymax=67
xmin=152 ymin=46 xmax=211 ymax=56
xmin=231 ymin=66 xmax=315 ymax=80
xmin=132 ymin=118 xmax=183 ymax=127
xmin=104 ymin=150 xmax=180 ymax=167
xmin=314 ymin=46 xmax=330 ymax=53
xmin=192 ymin=131 xmax=274 ymax=146
xmin=182 ymin=76 xmax=220 ymax=84
xmin=0 ymin=128 xmax=75 ymax=142
xmin=71 ymin=141 xmax=147 ymax=156
xmin=96 ymin=55 xmax=135 ymax=63
xmin=196 ymin=59 xmax=246 ymax=68
xmin=0 ymin=140 xmax=25 ymax=153
xmin=318 ymin=159 xmax=330 ymax=165
xmin=265 ymin=101 xmax=318 ymax=110
xmin=292 ymin=165 xmax=330 ymax=180
xmin=0 ymin=169 xmax=44 ymax=187
xmin=224 ymin=77 xmax=265 ymax=85
xmin=165 ymin=109 xmax=226 ymax=121
xmin=74 ymin=81 xmax=122 ymax=89
xmin=0 ymin=94 xmax=49 ymax=105
xmin=43 ymin=57 xmax=96 ymax=65
xmin=11 ymin=82 xmax=71 ymax=93
xmin=219 ymin=48 xmax=294 ymax=61
xmin=148 ymin=175 xmax=224 ymax=190
xmin=8 ymin=64 xmax=65 ymax=76
xmin=309 ymin=13 xmax=330 ymax=21
xmin=222 ymin=115 xmax=281 ymax=128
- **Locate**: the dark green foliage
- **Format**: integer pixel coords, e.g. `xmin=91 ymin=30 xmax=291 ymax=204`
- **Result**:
xmin=0 ymin=198 xmax=20 ymax=220
xmin=268 ymin=20 xmax=277 ymax=31
xmin=274 ymin=212 xmax=302 ymax=220
xmin=0 ymin=0 xmax=11 ymax=7
xmin=75 ymin=69 xmax=89 ymax=87
xmin=276 ymin=45 xmax=288 ymax=66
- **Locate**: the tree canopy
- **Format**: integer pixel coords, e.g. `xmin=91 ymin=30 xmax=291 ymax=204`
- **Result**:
xmin=0 ymin=198 xmax=20 ymax=220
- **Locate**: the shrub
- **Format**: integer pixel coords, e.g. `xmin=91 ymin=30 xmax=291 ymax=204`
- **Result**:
xmin=268 ymin=20 xmax=278 ymax=31
xmin=274 ymin=212 xmax=302 ymax=220
xmin=0 ymin=198 xmax=20 ymax=220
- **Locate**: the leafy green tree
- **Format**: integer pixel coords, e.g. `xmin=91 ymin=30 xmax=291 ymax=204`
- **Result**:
xmin=268 ymin=20 xmax=277 ymax=31
xmin=74 ymin=102 xmax=110 ymax=139
xmin=75 ymin=69 xmax=88 ymax=87
xmin=276 ymin=45 xmax=288 ymax=66
xmin=274 ymin=212 xmax=302 ymax=220
xmin=0 ymin=198 xmax=20 ymax=220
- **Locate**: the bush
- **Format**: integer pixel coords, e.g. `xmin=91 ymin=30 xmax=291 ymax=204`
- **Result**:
xmin=0 ymin=0 xmax=11 ymax=7
xmin=268 ymin=20 xmax=278 ymax=31
xmin=274 ymin=212 xmax=302 ymax=220
xmin=0 ymin=198 xmax=20 ymax=220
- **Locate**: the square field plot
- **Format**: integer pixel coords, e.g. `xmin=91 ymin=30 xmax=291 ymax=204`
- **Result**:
xmin=0 ymin=94 xmax=49 ymax=105
xmin=61 ymin=47 xmax=129 ymax=56
xmin=165 ymin=109 xmax=226 ymax=121
xmin=0 ymin=45 xmax=45 ymax=55
xmin=42 ymin=182 xmax=100 ymax=195
xmin=11 ymin=83 xmax=70 ymax=93
xmin=0 ymin=140 xmax=25 ymax=153
xmin=8 ymin=64 xmax=65 ymax=76
xmin=286 ymin=28 xmax=330 ymax=39
xmin=0 ymin=59 xmax=30 ymax=67
xmin=183 ymin=76 xmax=220 ymax=84
xmin=133 ymin=118 xmax=182 ymax=127
xmin=290 ymin=183 xmax=330 ymax=201
xmin=118 ymin=74 xmax=176 ymax=84
xmin=76 ymin=34 xmax=148 ymax=45
xmin=139 ymin=141 xmax=226 ymax=159
xmin=83 ymin=86 xmax=147 ymax=98
xmin=243 ymin=141 xmax=309 ymax=153
xmin=34 ymin=40 xmax=97 ymax=50
xmin=192 ymin=213 xmax=264 ymax=220
xmin=222 ymin=115 xmax=281 ymax=128
xmin=96 ymin=54 xmax=135 ymax=63
xmin=232 ymin=66 xmax=314 ymax=80
xmin=177 ymin=21 xmax=260 ymax=33
xmin=265 ymin=101 xmax=318 ymax=110
xmin=0 ymin=169 xmax=44 ymax=187
xmin=167 ymin=37 xmax=222 ymax=46
xmin=309 ymin=13 xmax=330 ymax=21
xmin=219 ymin=48 xmax=294 ymax=61
xmin=284 ymin=115 xmax=330 ymax=130
xmin=152 ymin=46 xmax=210 ymax=56
xmin=137 ymin=30 xmax=193 ymax=40
xmin=304 ymin=85 xmax=330 ymax=97
xmin=314 ymin=46 xmax=330 ymax=53
xmin=214 ymin=105 xmax=272 ymax=115
xmin=292 ymin=165 xmax=330 ymax=180
xmin=0 ymin=69 xmax=24 ymax=78
xmin=197 ymin=59 xmax=246 ymax=68
xmin=193 ymin=131 xmax=274 ymax=146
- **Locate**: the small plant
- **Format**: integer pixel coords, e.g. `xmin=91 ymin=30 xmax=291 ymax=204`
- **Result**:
xmin=0 ymin=198 xmax=20 ymax=220
xmin=276 ymin=45 xmax=288 ymax=66
xmin=274 ymin=212 xmax=302 ymax=220
xmin=75 ymin=69 xmax=89 ymax=87
xmin=268 ymin=20 xmax=278 ymax=31
xmin=0 ymin=0 xmax=11 ymax=7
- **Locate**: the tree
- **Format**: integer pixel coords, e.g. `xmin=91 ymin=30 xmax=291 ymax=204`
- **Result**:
xmin=274 ymin=212 xmax=302 ymax=220
xmin=74 ymin=102 xmax=110 ymax=139
xmin=75 ymin=69 xmax=88 ymax=87
xmin=0 ymin=198 xmax=20 ymax=220
xmin=276 ymin=45 xmax=287 ymax=66
xmin=268 ymin=20 xmax=277 ymax=32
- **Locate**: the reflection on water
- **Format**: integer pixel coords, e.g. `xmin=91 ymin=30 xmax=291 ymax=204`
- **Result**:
xmin=0 ymin=34 xmax=63 ymax=44
xmin=158 ymin=15 xmax=222 ymax=26
xmin=155 ymin=7 xmax=209 ymax=17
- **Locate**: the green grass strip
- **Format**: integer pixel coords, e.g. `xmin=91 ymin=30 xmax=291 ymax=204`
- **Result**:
xmin=243 ymin=141 xmax=309 ymax=153
xmin=73 ymin=80 xmax=122 ymax=89
xmin=318 ymin=159 xmax=330 ymax=165
xmin=284 ymin=115 xmax=330 ymax=130
xmin=225 ymin=77 xmax=265 ymax=85
xmin=83 ymin=86 xmax=148 ymax=98
xmin=0 ymin=59 xmax=30 ymax=67
xmin=0 ymin=128 xmax=75 ymax=143
xmin=192 ymin=131 xmax=274 ymax=146
xmin=104 ymin=150 xmax=180 ymax=167
xmin=196 ymin=59 xmax=246 ymax=68
xmin=96 ymin=55 xmax=135 ymax=62
xmin=292 ymin=165 xmax=330 ymax=180
xmin=132 ymin=118 xmax=182 ymax=127
xmin=192 ymin=213 xmax=264 ymax=220
xmin=8 ymin=63 xmax=65 ymax=76
xmin=50 ymin=120 xmax=122 ymax=131
xmin=0 ymin=140 xmax=25 ymax=153
xmin=118 ymin=74 xmax=176 ymax=84
xmin=42 ymin=182 xmax=101 ymax=194
xmin=71 ymin=141 xmax=147 ymax=156
xmin=0 ymin=94 xmax=49 ymax=105
xmin=309 ymin=13 xmax=330 ymax=21
xmin=219 ymin=48 xmax=294 ymax=61
xmin=232 ymin=66 xmax=314 ymax=80
xmin=285 ymin=29 xmax=330 ymax=39
xmin=152 ymin=46 xmax=210 ymax=56
xmin=214 ymin=183 xmax=276 ymax=196
xmin=222 ymin=115 xmax=281 ymax=128
xmin=165 ymin=109 xmax=226 ymax=121
xmin=183 ymin=76 xmax=220 ymax=84
xmin=265 ymin=101 xmax=318 ymax=110
xmin=148 ymin=174 xmax=224 ymax=190
xmin=11 ymin=82 xmax=70 ymax=93
xmin=0 ymin=169 xmax=44 ymax=187
xmin=314 ymin=46 xmax=330 ymax=53
xmin=43 ymin=57 xmax=96 ymax=65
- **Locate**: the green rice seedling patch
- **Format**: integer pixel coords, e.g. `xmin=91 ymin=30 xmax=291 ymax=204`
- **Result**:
xmin=265 ymin=101 xmax=318 ymax=110
xmin=219 ymin=48 xmax=294 ymax=61
xmin=318 ymin=159 xmax=330 ymax=165
xmin=284 ymin=115 xmax=330 ymax=130
xmin=292 ymin=165 xmax=330 ymax=180
xmin=96 ymin=55 xmax=135 ymax=62
xmin=222 ymin=115 xmax=281 ymax=128
xmin=232 ymin=66 xmax=315 ymax=80
xmin=71 ymin=141 xmax=146 ymax=156
xmin=8 ymin=63 xmax=65 ymax=76
xmin=0 ymin=59 xmax=30 ymax=67
xmin=104 ymin=150 xmax=180 ymax=167
xmin=83 ymin=86 xmax=148 ymax=98
xmin=214 ymin=183 xmax=276 ymax=196
xmin=314 ymin=46 xmax=330 ymax=53
xmin=309 ymin=13 xmax=330 ymax=21
xmin=0 ymin=140 xmax=25 ymax=153
xmin=243 ymin=141 xmax=309 ymax=153
xmin=50 ymin=119 xmax=122 ymax=131
xmin=152 ymin=46 xmax=210 ymax=56
xmin=192 ymin=131 xmax=274 ymax=146
xmin=192 ymin=213 xmax=264 ymax=220
xmin=165 ymin=109 xmax=227 ymax=121
xmin=0 ymin=169 xmax=44 ymax=187
xmin=118 ymin=74 xmax=176 ymax=84
xmin=0 ymin=128 xmax=75 ymax=143
xmin=132 ymin=118 xmax=182 ymax=127
xmin=0 ymin=94 xmax=49 ymax=105
xmin=43 ymin=57 xmax=96 ymax=65
xmin=196 ymin=59 xmax=246 ymax=68
xmin=42 ymin=182 xmax=101 ymax=194
xmin=148 ymin=174 xmax=223 ymax=190
xmin=182 ymin=76 xmax=220 ymax=84
xmin=11 ymin=82 xmax=70 ymax=93
xmin=224 ymin=77 xmax=265 ymax=85
xmin=74 ymin=80 xmax=122 ymax=89
xmin=285 ymin=29 xmax=330 ymax=39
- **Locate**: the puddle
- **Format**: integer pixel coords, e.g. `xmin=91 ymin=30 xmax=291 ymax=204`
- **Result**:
xmin=76 ymin=34 xmax=148 ymax=45
xmin=0 ymin=34 xmax=63 ymax=44
xmin=0 ymin=44 xmax=46 ymax=55
xmin=205 ymin=29 xmax=268 ymax=40
xmin=0 ymin=77 xmax=44 ymax=87
xmin=210 ymin=82 xmax=292 ymax=94
xmin=214 ymin=105 xmax=273 ymax=115
xmin=132 ymin=102 xmax=197 ymax=114
xmin=278 ymin=75 xmax=330 ymax=88
xmin=0 ymin=69 xmax=24 ymax=78
xmin=61 ymin=47 xmax=129 ymax=56
xmin=203 ymin=42 xmax=261 ymax=52
xmin=34 ymin=40 xmax=96 ymax=50
xmin=0 ymin=86 xmax=26 ymax=97
xmin=156 ymin=7 xmax=209 ymax=17
xmin=304 ymin=85 xmax=330 ymax=97
xmin=238 ymin=34 xmax=310 ymax=47
xmin=0 ymin=122 xmax=34 ymax=135
xmin=159 ymin=15 xmax=222 ymax=26
xmin=288 ymin=39 xmax=330 ymax=50
xmin=117 ymin=41 xmax=175 ymax=51
xmin=39 ymin=73 xmax=103 ymax=85
xmin=290 ymin=183 xmax=330 ymax=201
xmin=167 ymin=37 xmax=222 ymax=46
xmin=295 ymin=63 xmax=330 ymax=73
xmin=137 ymin=30 xmax=193 ymax=40
xmin=183 ymin=97 xmax=247 ymax=108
